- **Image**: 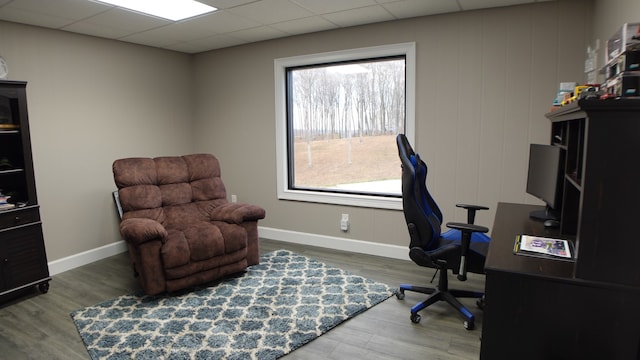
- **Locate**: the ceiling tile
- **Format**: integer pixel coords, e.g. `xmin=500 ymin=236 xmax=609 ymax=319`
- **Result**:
xmin=0 ymin=0 xmax=549 ymax=53
xmin=291 ymin=0 xmax=377 ymax=14
xmin=322 ymin=5 xmax=395 ymax=27
xmin=458 ymin=0 xmax=534 ymax=11
xmin=0 ymin=6 xmax=76 ymax=28
xmin=179 ymin=34 xmax=247 ymax=53
xmin=120 ymin=25 xmax=192 ymax=48
xmin=120 ymin=11 xmax=257 ymax=48
xmin=1 ymin=0 xmax=109 ymax=26
xmin=227 ymin=0 xmax=313 ymax=25
xmin=270 ymin=15 xmax=338 ymax=34
xmin=230 ymin=25 xmax=289 ymax=43
xmin=382 ymin=0 xmax=461 ymax=19
xmin=183 ymin=10 xmax=262 ymax=34
xmin=63 ymin=20 xmax=130 ymax=39
xmin=201 ymin=0 xmax=259 ymax=10
xmin=62 ymin=8 xmax=169 ymax=39
xmin=121 ymin=12 xmax=262 ymax=47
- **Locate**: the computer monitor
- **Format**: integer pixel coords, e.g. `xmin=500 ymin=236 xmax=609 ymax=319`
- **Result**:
xmin=526 ymin=144 xmax=565 ymax=222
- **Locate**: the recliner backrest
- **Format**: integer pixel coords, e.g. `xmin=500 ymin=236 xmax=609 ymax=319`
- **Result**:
xmin=113 ymin=154 xmax=228 ymax=227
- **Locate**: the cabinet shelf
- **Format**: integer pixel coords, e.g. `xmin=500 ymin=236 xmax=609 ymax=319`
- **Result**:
xmin=0 ymin=168 xmax=24 ymax=175
xmin=564 ymin=174 xmax=581 ymax=191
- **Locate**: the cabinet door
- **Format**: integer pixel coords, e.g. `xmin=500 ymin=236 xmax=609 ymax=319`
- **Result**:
xmin=576 ymin=113 xmax=640 ymax=287
xmin=0 ymin=222 xmax=49 ymax=293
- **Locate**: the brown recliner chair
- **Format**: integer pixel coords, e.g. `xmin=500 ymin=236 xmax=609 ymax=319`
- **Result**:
xmin=112 ymin=153 xmax=266 ymax=295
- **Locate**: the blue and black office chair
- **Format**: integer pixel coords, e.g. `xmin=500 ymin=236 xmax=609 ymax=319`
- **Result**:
xmin=395 ymin=134 xmax=490 ymax=330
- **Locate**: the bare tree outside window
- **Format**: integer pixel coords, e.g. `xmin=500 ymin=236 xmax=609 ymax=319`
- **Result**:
xmin=287 ymin=57 xmax=405 ymax=196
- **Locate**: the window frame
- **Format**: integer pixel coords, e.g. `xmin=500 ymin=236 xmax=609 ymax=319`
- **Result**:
xmin=274 ymin=43 xmax=416 ymax=210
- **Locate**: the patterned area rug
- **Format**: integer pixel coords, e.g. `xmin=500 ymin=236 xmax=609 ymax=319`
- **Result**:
xmin=71 ymin=250 xmax=395 ymax=359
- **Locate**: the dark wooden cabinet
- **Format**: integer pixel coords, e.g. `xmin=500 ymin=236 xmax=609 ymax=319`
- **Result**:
xmin=480 ymin=100 xmax=640 ymax=359
xmin=481 ymin=203 xmax=640 ymax=359
xmin=547 ymin=99 xmax=640 ymax=287
xmin=0 ymin=80 xmax=50 ymax=297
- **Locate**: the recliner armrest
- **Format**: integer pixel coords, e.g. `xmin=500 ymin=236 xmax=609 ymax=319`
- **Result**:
xmin=120 ymin=218 xmax=168 ymax=245
xmin=209 ymin=202 xmax=266 ymax=224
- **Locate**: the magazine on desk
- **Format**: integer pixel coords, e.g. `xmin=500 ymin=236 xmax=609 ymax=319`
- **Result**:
xmin=513 ymin=234 xmax=575 ymax=262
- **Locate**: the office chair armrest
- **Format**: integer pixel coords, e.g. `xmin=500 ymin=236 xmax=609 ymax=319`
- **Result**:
xmin=456 ymin=204 xmax=489 ymax=211
xmin=446 ymin=222 xmax=489 ymax=234
xmin=456 ymin=204 xmax=489 ymax=224
xmin=446 ymin=222 xmax=489 ymax=281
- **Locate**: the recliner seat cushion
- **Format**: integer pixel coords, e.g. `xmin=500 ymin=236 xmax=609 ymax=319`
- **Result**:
xmin=161 ymin=220 xmax=248 ymax=269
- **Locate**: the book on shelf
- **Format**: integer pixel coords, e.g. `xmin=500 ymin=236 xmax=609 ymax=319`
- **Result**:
xmin=513 ymin=234 xmax=575 ymax=261
xmin=0 ymin=203 xmax=15 ymax=210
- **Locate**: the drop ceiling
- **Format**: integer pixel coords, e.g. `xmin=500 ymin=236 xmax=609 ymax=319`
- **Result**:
xmin=0 ymin=0 xmax=554 ymax=54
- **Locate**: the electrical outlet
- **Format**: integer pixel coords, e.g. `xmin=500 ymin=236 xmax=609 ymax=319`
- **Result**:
xmin=231 ymin=194 xmax=237 ymax=203
xmin=340 ymin=213 xmax=349 ymax=231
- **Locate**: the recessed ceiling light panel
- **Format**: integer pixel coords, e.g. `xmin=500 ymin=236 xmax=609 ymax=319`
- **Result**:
xmin=93 ymin=0 xmax=217 ymax=21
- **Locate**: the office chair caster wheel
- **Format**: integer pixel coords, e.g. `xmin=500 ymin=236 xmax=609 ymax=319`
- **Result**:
xmin=476 ymin=297 xmax=485 ymax=310
xmin=396 ymin=290 xmax=405 ymax=300
xmin=38 ymin=281 xmax=49 ymax=294
xmin=464 ymin=320 xmax=475 ymax=330
xmin=410 ymin=313 xmax=421 ymax=323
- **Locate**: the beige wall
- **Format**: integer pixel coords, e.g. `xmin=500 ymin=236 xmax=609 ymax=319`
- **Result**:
xmin=0 ymin=0 xmax=595 ymax=264
xmin=0 ymin=21 xmax=195 ymax=261
xmin=192 ymin=0 xmax=592 ymax=248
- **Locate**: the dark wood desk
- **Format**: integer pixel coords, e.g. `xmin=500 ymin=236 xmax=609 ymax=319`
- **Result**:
xmin=480 ymin=203 xmax=640 ymax=359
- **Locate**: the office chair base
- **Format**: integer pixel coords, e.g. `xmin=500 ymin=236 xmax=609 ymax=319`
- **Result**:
xmin=397 ymin=284 xmax=483 ymax=330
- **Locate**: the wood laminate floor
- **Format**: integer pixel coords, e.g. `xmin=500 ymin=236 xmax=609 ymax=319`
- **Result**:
xmin=0 ymin=239 xmax=485 ymax=359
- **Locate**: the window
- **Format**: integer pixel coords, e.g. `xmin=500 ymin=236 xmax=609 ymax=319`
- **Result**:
xmin=275 ymin=43 xmax=415 ymax=210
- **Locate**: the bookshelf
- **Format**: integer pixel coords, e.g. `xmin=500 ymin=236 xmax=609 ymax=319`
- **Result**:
xmin=0 ymin=80 xmax=50 ymax=298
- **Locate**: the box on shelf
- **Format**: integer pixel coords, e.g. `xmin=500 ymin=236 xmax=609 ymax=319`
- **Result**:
xmin=553 ymin=82 xmax=577 ymax=106
xmin=604 ymin=72 xmax=640 ymax=97
xmin=606 ymin=23 xmax=640 ymax=64
xmin=558 ymin=82 xmax=577 ymax=92
xmin=605 ymin=50 xmax=640 ymax=79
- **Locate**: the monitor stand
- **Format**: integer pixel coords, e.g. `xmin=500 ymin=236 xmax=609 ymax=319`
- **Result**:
xmin=529 ymin=206 xmax=559 ymax=222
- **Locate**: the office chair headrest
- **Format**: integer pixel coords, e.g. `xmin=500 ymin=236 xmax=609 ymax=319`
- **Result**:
xmin=397 ymin=134 xmax=415 ymax=160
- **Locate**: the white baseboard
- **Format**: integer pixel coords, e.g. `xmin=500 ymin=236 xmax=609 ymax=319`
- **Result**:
xmin=258 ymin=226 xmax=410 ymax=261
xmin=47 ymin=227 xmax=410 ymax=275
xmin=48 ymin=240 xmax=128 ymax=276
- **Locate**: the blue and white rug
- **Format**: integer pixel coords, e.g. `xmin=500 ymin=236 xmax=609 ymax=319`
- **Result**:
xmin=71 ymin=249 xmax=395 ymax=359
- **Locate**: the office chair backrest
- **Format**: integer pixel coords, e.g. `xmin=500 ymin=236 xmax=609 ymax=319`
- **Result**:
xmin=397 ymin=134 xmax=443 ymax=251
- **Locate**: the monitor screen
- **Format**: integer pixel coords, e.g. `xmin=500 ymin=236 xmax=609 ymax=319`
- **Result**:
xmin=526 ymin=144 xmax=565 ymax=221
